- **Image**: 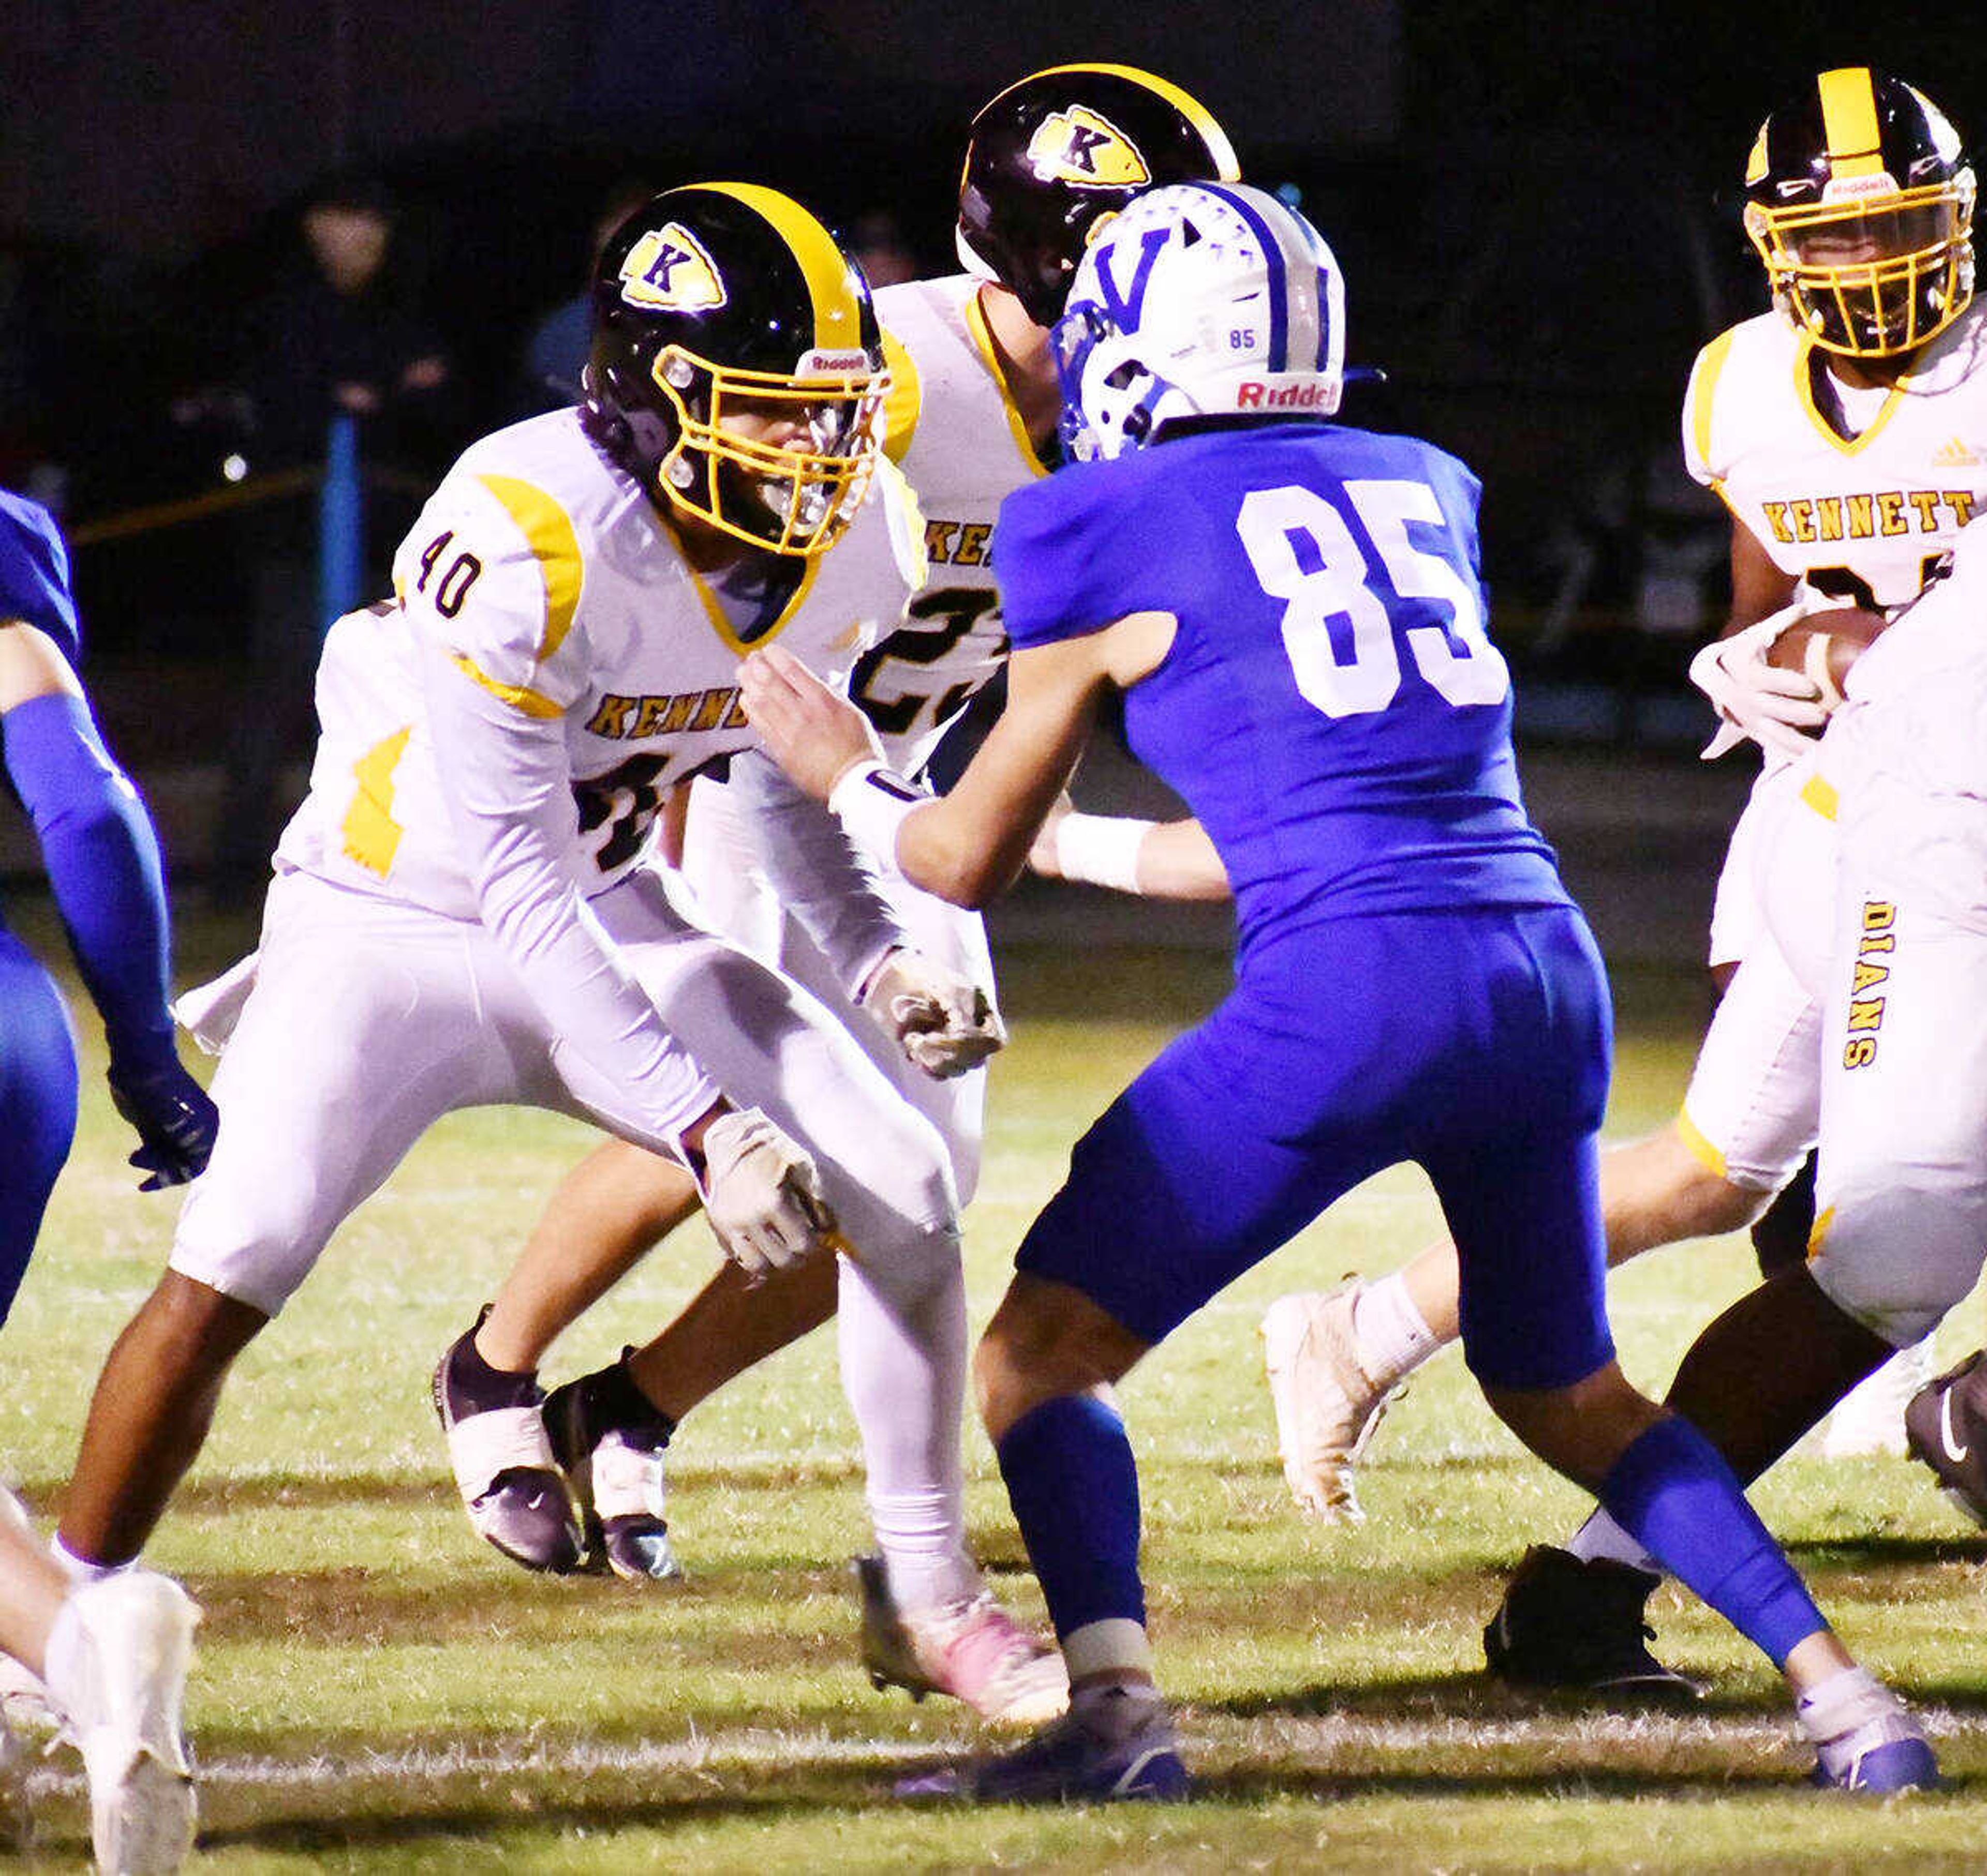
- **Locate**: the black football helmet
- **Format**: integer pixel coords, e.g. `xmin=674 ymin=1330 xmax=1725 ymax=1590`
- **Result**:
xmin=957 ymin=63 xmax=1240 ymax=327
xmin=584 ymin=183 xmax=887 ymax=556
xmin=1743 ymin=68 xmax=1975 ymax=359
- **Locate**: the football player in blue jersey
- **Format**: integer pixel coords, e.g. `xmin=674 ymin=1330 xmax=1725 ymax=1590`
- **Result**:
xmin=0 ymin=489 xmax=210 ymax=1868
xmin=740 ymin=183 xmax=1937 ymax=1801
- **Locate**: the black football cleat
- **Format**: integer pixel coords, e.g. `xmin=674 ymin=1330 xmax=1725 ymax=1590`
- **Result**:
xmin=1905 ymin=1348 xmax=1987 ymax=1526
xmin=543 ymin=1358 xmax=683 ymax=1583
xmin=1484 ymin=1545 xmax=1701 ymax=1700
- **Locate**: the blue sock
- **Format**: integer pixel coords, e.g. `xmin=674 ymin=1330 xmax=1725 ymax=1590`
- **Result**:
xmin=1599 ymin=1415 xmax=1826 ymax=1668
xmin=995 ymin=1394 xmax=1145 ymax=1641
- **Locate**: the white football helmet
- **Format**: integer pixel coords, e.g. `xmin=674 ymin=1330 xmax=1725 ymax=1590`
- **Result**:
xmin=1053 ymin=181 xmax=1346 ymax=461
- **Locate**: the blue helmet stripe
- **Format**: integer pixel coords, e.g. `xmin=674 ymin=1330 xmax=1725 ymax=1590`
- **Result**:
xmin=1196 ymin=181 xmax=1288 ymax=371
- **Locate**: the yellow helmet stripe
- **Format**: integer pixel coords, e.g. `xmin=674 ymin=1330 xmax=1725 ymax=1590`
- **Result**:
xmin=477 ymin=474 xmax=583 ymax=663
xmin=1009 ymin=64 xmax=1239 ymax=181
xmin=700 ymin=182 xmax=863 ymax=353
xmin=1817 ymin=67 xmax=1886 ymax=179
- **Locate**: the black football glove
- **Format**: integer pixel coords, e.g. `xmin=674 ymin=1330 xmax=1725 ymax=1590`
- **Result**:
xmin=108 ymin=1058 xmax=219 ymax=1192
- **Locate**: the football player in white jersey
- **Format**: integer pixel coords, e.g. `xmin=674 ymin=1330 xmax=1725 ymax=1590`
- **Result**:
xmin=424 ymin=68 xmax=1238 ymax=1714
xmin=1232 ymin=68 xmax=1987 ymax=1675
xmin=50 ymin=188 xmax=1045 ymax=1704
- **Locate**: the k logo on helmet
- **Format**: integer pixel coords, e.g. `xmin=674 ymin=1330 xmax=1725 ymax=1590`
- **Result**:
xmin=618 ymin=225 xmax=728 ymax=313
xmin=1025 ymin=107 xmax=1151 ymax=189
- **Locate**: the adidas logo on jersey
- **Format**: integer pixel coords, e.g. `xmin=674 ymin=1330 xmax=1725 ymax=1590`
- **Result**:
xmin=1025 ymin=108 xmax=1150 ymax=189
xmin=618 ymin=224 xmax=728 ymax=314
xmin=1933 ymin=437 xmax=1981 ymax=467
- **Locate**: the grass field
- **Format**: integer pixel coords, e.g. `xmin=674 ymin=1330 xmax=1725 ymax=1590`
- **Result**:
xmin=4 ymin=910 xmax=1985 ymax=1871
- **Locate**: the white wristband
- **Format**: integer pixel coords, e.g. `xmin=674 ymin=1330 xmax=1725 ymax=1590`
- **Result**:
xmin=1053 ymin=812 xmax=1155 ymax=894
xmin=827 ymin=760 xmax=928 ymax=876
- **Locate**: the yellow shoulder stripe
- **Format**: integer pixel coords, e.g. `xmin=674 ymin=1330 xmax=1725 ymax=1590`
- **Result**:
xmin=1689 ymin=330 xmax=1737 ymax=477
xmin=881 ymin=327 xmax=921 ymax=464
xmin=452 ymin=652 xmax=564 ymax=719
xmin=1818 ymin=69 xmax=1885 ymax=178
xmin=1675 ymin=1108 xmax=1729 ymax=1180
xmin=1800 ymin=770 xmax=1840 ymax=822
xmin=1025 ymin=64 xmax=1239 ymax=180
xmin=962 ymin=289 xmax=1049 ymax=479
xmin=474 ymin=474 xmax=583 ymax=663
xmin=702 ymin=183 xmax=862 ymax=353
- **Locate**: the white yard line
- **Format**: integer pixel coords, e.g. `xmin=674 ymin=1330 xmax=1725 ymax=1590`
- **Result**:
xmin=17 ymin=1707 xmax=1984 ymax=1798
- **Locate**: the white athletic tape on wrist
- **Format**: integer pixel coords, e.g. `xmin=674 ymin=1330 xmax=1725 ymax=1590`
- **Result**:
xmin=1052 ymin=813 xmax=1155 ymax=894
xmin=827 ymin=760 xmax=929 ymax=877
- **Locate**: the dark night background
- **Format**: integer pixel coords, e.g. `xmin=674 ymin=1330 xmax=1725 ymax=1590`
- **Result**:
xmin=1 ymin=1 xmax=1983 ymax=868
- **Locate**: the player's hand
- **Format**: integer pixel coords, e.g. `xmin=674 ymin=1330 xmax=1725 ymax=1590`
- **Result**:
xmin=1688 ymin=603 xmax=1833 ymax=762
xmin=861 ymin=948 xmax=1007 ymax=1080
xmin=737 ymin=644 xmax=882 ymax=801
xmin=108 ymin=1057 xmax=219 ymax=1192
xmin=1027 ymin=795 xmax=1076 ymax=879
xmin=695 ymin=1105 xmax=838 ymax=1276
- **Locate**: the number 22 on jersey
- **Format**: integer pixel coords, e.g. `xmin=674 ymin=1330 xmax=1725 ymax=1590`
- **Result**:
xmin=1236 ymin=480 xmax=1508 ymax=718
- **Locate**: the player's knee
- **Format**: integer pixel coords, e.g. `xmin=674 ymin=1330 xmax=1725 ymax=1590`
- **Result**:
xmin=974 ymin=1278 xmax=1143 ymax=1439
xmin=1810 ymin=1199 xmax=1986 ymax=1349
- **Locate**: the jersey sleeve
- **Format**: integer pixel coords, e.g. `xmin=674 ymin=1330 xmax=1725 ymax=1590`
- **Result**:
xmin=394 ymin=469 xmax=592 ymax=722
xmin=995 ymin=464 xmax=1162 ymax=649
xmin=1680 ymin=330 xmax=1739 ymax=494
xmin=0 ymin=493 xmax=81 ymax=665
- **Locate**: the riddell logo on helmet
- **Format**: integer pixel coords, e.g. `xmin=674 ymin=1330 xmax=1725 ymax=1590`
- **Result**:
xmin=1236 ymin=381 xmax=1331 ymax=409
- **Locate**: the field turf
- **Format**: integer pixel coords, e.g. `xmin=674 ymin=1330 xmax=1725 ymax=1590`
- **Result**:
xmin=3 ymin=911 xmax=1983 ymax=1871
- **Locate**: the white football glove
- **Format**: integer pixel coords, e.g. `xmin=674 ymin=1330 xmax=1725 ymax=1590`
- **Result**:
xmin=1688 ymin=600 xmax=1835 ymax=762
xmin=861 ymin=947 xmax=1007 ymax=1081
xmin=696 ymin=1107 xmax=838 ymax=1276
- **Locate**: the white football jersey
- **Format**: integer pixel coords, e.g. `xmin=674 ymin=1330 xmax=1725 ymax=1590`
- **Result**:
xmin=278 ymin=408 xmax=925 ymax=920
xmin=862 ymin=274 xmax=1051 ymax=775
xmin=1683 ymin=302 xmax=1987 ymax=609
xmin=1816 ymin=515 xmax=1987 ymax=935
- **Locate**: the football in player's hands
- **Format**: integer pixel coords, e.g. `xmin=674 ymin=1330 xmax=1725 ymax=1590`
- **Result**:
xmin=1763 ymin=605 xmax=1888 ymax=708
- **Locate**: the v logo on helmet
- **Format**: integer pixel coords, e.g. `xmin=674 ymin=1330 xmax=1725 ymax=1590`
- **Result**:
xmin=619 ymin=225 xmax=728 ymax=313
xmin=1092 ymin=227 xmax=1170 ymax=331
xmin=1025 ymin=107 xmax=1151 ymax=189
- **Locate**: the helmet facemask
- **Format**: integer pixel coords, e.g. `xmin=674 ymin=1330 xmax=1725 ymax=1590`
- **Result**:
xmin=1747 ymin=172 xmax=1976 ymax=357
xmin=649 ymin=344 xmax=887 ymax=556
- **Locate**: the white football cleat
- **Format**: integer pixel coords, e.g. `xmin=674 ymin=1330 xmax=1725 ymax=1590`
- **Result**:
xmin=1823 ymin=1339 xmax=1937 ymax=1458
xmin=857 ymin=1556 xmax=1067 ymax=1726
xmin=1261 ymin=1286 xmax=1395 ymax=1523
xmin=48 ymin=1571 xmax=199 ymax=1875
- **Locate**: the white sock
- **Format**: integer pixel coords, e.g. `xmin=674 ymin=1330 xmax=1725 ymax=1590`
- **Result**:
xmin=836 ymin=1255 xmax=978 ymax=1612
xmin=50 ymin=1537 xmax=127 ymax=1586
xmin=1351 ymin=1273 xmax=1440 ymax=1389
xmin=1566 ymin=1509 xmax=1660 ymax=1576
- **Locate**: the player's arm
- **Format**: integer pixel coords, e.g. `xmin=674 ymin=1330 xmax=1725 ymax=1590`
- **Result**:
xmin=740 ymin=612 xmax=1173 ymax=910
xmin=1030 ymin=798 xmax=1231 ymax=900
xmin=414 ymin=623 xmax=722 ymax=1158
xmin=0 ymin=621 xmax=216 ymax=1188
xmin=1725 ymin=520 xmax=1799 ymax=635
xmin=722 ymin=749 xmax=904 ymax=995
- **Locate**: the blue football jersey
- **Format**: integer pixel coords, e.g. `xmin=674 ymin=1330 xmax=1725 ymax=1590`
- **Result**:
xmin=0 ymin=492 xmax=81 ymax=667
xmin=995 ymin=422 xmax=1569 ymax=949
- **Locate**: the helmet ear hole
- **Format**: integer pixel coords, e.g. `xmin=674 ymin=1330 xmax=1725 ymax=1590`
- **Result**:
xmin=1103 ymin=360 xmax=1144 ymax=390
